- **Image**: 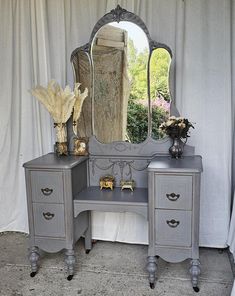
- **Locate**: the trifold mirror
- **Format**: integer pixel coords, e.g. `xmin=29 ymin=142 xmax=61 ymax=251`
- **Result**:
xmin=71 ymin=5 xmax=172 ymax=144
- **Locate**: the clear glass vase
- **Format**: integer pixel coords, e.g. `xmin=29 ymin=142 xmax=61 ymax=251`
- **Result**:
xmin=54 ymin=123 xmax=68 ymax=156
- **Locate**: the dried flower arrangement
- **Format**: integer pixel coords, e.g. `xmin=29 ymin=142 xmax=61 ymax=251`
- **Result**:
xmin=160 ymin=116 xmax=195 ymax=158
xmin=159 ymin=116 xmax=194 ymax=139
xmin=30 ymin=80 xmax=88 ymax=155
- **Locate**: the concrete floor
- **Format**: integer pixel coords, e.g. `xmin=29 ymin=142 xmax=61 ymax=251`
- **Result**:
xmin=0 ymin=232 xmax=234 ymax=296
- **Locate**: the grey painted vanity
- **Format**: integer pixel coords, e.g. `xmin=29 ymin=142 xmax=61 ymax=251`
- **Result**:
xmin=24 ymin=5 xmax=203 ymax=293
xmin=23 ymin=153 xmax=92 ymax=280
xmin=24 ymin=139 xmax=202 ymax=291
xmin=147 ymin=155 xmax=202 ymax=291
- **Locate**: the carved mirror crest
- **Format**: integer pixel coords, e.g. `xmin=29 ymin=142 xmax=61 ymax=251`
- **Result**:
xmin=71 ymin=5 xmax=172 ymax=145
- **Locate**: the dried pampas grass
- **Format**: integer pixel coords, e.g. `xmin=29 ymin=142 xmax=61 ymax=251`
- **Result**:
xmin=30 ymin=80 xmax=88 ymax=142
xmin=73 ymin=83 xmax=88 ymax=135
xmin=30 ymin=80 xmax=76 ymax=124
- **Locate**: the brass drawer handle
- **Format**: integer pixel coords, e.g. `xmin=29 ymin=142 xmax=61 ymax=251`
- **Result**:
xmin=166 ymin=219 xmax=180 ymax=228
xmin=166 ymin=193 xmax=180 ymax=201
xmin=43 ymin=212 xmax=55 ymax=220
xmin=41 ymin=188 xmax=53 ymax=196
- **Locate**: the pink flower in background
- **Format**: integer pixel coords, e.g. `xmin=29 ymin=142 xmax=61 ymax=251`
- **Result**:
xmin=152 ymin=97 xmax=170 ymax=112
xmin=138 ymin=97 xmax=170 ymax=112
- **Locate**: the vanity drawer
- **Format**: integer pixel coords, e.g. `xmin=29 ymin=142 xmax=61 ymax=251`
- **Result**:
xmin=155 ymin=209 xmax=192 ymax=247
xmin=31 ymin=171 xmax=64 ymax=203
xmin=154 ymin=174 xmax=192 ymax=210
xmin=33 ymin=203 xmax=65 ymax=237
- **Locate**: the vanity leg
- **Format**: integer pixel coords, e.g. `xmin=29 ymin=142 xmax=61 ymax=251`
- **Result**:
xmin=85 ymin=211 xmax=92 ymax=254
xmin=29 ymin=246 xmax=40 ymax=277
xmin=189 ymin=259 xmax=201 ymax=292
xmin=147 ymin=256 xmax=157 ymax=289
xmin=65 ymin=249 xmax=75 ymax=281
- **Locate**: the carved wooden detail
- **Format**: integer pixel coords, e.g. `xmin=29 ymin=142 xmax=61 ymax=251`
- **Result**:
xmin=88 ymin=135 xmax=194 ymax=157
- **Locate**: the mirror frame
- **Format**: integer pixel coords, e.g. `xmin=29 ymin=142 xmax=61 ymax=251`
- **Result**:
xmin=71 ymin=5 xmax=173 ymax=141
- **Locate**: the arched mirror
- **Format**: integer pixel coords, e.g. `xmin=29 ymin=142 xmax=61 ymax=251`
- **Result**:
xmin=92 ymin=22 xmax=149 ymax=143
xmin=71 ymin=5 xmax=172 ymax=144
xmin=150 ymin=48 xmax=172 ymax=140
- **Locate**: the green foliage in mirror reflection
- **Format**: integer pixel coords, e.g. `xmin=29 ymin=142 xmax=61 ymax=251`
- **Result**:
xmin=127 ymin=39 xmax=148 ymax=100
xmin=126 ymin=39 xmax=170 ymax=142
xmin=150 ymin=49 xmax=171 ymax=101
xmin=127 ymin=95 xmax=167 ymax=143
xmin=127 ymin=41 xmax=171 ymax=102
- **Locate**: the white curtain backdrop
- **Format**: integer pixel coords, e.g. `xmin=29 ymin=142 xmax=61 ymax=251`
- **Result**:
xmin=228 ymin=192 xmax=235 ymax=260
xmin=0 ymin=0 xmax=234 ymax=248
xmin=227 ymin=0 xmax=235 ymax=261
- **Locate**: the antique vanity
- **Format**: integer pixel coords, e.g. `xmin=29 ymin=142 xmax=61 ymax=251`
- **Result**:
xmin=24 ymin=5 xmax=202 ymax=292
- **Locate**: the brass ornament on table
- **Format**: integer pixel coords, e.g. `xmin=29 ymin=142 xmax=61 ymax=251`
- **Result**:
xmin=99 ymin=175 xmax=115 ymax=190
xmin=120 ymin=180 xmax=135 ymax=191
xmin=73 ymin=137 xmax=88 ymax=156
xmin=55 ymin=142 xmax=68 ymax=156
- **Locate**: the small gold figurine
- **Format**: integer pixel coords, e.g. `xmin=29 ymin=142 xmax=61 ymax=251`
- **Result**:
xmin=73 ymin=137 xmax=88 ymax=156
xmin=55 ymin=142 xmax=68 ymax=156
xmin=100 ymin=175 xmax=115 ymax=190
xmin=120 ymin=180 xmax=135 ymax=191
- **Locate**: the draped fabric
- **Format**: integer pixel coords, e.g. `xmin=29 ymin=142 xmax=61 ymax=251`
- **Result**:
xmin=0 ymin=0 xmax=234 ymax=248
xmin=227 ymin=0 xmax=235 ymax=261
xmin=228 ymin=192 xmax=235 ymax=260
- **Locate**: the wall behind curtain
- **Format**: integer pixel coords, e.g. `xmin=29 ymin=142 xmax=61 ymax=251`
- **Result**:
xmin=0 ymin=0 xmax=233 ymax=248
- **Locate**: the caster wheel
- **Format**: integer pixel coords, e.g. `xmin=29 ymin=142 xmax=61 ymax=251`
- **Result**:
xmin=85 ymin=249 xmax=90 ymax=254
xmin=150 ymin=283 xmax=155 ymax=289
xmin=67 ymin=275 xmax=73 ymax=281
xmin=193 ymin=287 xmax=199 ymax=293
xmin=30 ymin=272 xmax=37 ymax=277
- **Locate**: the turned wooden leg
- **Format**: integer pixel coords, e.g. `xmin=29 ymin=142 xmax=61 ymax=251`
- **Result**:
xmin=147 ymin=256 xmax=157 ymax=289
xmin=29 ymin=246 xmax=40 ymax=277
xmin=85 ymin=211 xmax=92 ymax=254
xmin=65 ymin=249 xmax=75 ymax=281
xmin=189 ymin=259 xmax=201 ymax=292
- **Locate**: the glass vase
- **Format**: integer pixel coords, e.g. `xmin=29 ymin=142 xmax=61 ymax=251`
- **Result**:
xmin=54 ymin=123 xmax=68 ymax=156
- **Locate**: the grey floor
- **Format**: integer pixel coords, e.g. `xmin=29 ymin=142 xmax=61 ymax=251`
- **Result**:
xmin=0 ymin=232 xmax=234 ymax=296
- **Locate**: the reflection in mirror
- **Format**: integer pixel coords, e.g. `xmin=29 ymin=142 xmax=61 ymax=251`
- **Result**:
xmin=91 ymin=22 xmax=149 ymax=144
xmin=150 ymin=48 xmax=172 ymax=140
xmin=72 ymin=50 xmax=92 ymax=138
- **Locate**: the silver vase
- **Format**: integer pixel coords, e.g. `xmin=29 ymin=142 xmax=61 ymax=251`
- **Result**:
xmin=169 ymin=137 xmax=183 ymax=159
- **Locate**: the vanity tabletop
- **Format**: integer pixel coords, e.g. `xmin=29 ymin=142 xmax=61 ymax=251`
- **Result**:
xmin=23 ymin=153 xmax=88 ymax=169
xmin=148 ymin=155 xmax=203 ymax=173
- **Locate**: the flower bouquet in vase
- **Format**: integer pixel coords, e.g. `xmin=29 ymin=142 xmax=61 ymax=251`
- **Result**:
xmin=159 ymin=116 xmax=194 ymax=158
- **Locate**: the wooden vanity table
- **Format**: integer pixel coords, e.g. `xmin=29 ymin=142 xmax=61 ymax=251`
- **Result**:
xmin=24 ymin=5 xmax=203 ymax=293
xmin=23 ymin=153 xmax=91 ymax=280
xmin=24 ymin=145 xmax=202 ymax=291
xmin=147 ymin=155 xmax=202 ymax=292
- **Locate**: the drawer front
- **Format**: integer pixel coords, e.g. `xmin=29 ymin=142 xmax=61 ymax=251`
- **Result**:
xmin=155 ymin=174 xmax=192 ymax=210
xmin=31 ymin=171 xmax=64 ymax=203
xmin=155 ymin=209 xmax=192 ymax=247
xmin=33 ymin=203 xmax=65 ymax=237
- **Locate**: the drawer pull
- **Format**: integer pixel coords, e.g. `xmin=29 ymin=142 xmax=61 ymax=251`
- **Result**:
xmin=166 ymin=219 xmax=180 ymax=228
xmin=166 ymin=193 xmax=180 ymax=201
xmin=41 ymin=188 xmax=53 ymax=196
xmin=43 ymin=212 xmax=55 ymax=220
